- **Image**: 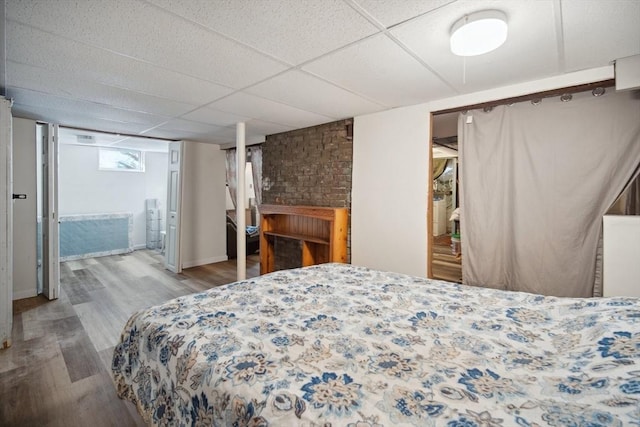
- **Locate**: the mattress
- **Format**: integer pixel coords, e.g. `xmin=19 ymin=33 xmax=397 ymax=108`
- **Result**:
xmin=112 ymin=263 xmax=640 ymax=426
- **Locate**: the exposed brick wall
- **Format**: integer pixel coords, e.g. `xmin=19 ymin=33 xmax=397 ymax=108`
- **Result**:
xmin=262 ymin=119 xmax=352 ymax=271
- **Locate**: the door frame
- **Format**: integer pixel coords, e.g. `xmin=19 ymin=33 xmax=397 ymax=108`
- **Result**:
xmin=165 ymin=141 xmax=183 ymax=273
xmin=41 ymin=123 xmax=60 ymax=299
xmin=427 ymin=114 xmax=434 ymax=278
xmin=1 ymin=98 xmax=13 ymax=349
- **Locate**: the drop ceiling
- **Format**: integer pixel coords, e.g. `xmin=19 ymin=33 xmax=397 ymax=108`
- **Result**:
xmin=57 ymin=126 xmax=169 ymax=152
xmin=4 ymin=0 xmax=640 ymax=146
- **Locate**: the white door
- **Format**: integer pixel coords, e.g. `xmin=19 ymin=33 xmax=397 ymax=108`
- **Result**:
xmin=41 ymin=123 xmax=59 ymax=300
xmin=0 ymin=99 xmax=13 ymax=349
xmin=165 ymin=141 xmax=182 ymax=273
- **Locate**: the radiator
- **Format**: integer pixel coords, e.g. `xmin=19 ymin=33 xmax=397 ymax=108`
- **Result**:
xmin=60 ymin=213 xmax=133 ymax=261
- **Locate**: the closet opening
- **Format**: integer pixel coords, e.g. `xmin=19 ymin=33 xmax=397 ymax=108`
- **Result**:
xmin=427 ymin=78 xmax=617 ymax=288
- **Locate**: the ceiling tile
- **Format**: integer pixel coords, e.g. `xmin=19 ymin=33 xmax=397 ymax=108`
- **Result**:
xmin=562 ymin=0 xmax=640 ymax=71
xmin=151 ymin=118 xmax=279 ymax=144
xmin=8 ymin=61 xmax=198 ymax=118
xmin=209 ymin=92 xmax=333 ymax=129
xmin=354 ymin=0 xmax=454 ymax=27
xmin=12 ymin=103 xmax=157 ymax=136
xmin=147 ymin=0 xmax=380 ymax=65
xmin=7 ymin=21 xmax=234 ymax=106
xmin=181 ymin=106 xmax=251 ymax=127
xmin=245 ymin=70 xmax=386 ymax=118
xmin=148 ymin=128 xmax=229 ymax=143
xmin=303 ymin=33 xmax=454 ymax=106
xmin=6 ymin=0 xmax=287 ymax=88
xmin=202 ymin=125 xmax=267 ymax=146
xmin=243 ymin=119 xmax=295 ymax=137
xmin=8 ymin=88 xmax=167 ymax=129
xmin=109 ymin=139 xmax=170 ymax=153
xmin=152 ymin=118 xmax=228 ymax=134
xmin=209 ymin=119 xmax=296 ymax=146
xmin=149 ymin=119 xmax=264 ymax=144
xmin=391 ymin=0 xmax=560 ymax=93
xmin=5 ymin=0 xmax=639 ymax=144
xmin=58 ymin=128 xmax=170 ymax=152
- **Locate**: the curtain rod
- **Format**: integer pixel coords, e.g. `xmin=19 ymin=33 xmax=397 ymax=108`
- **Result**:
xmin=433 ymin=79 xmax=615 ymax=116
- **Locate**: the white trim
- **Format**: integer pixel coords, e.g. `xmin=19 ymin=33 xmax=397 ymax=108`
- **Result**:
xmin=181 ymin=255 xmax=228 ymax=269
xmin=0 ymin=98 xmax=12 ymax=348
xmin=236 ymin=122 xmax=246 ymax=280
xmin=44 ymin=124 xmax=60 ymax=300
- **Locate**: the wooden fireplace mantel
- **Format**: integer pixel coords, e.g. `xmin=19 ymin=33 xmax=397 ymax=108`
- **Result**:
xmin=259 ymin=204 xmax=348 ymax=274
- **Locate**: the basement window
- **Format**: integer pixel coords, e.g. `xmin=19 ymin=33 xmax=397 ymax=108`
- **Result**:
xmin=98 ymin=148 xmax=145 ymax=172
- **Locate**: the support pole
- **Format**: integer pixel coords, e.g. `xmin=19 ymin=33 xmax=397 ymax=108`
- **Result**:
xmin=236 ymin=122 xmax=246 ymax=280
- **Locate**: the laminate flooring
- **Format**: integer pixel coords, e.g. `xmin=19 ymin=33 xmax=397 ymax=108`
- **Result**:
xmin=432 ymin=235 xmax=463 ymax=283
xmin=0 ymin=250 xmax=259 ymax=427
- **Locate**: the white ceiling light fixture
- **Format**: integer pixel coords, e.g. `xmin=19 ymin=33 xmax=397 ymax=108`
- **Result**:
xmin=450 ymin=10 xmax=508 ymax=56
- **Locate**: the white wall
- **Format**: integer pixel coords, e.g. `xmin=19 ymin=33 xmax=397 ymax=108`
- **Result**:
xmin=59 ymin=144 xmax=168 ymax=249
xmin=603 ymin=215 xmax=640 ymax=297
xmin=12 ymin=118 xmax=37 ymax=300
xmin=351 ymin=66 xmax=614 ymax=277
xmin=180 ymin=141 xmax=227 ymax=269
xmin=352 ymin=105 xmax=430 ymax=277
xmin=144 ymin=152 xmax=169 ymax=211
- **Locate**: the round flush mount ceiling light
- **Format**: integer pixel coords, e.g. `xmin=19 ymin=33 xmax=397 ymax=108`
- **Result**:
xmin=450 ymin=10 xmax=508 ymax=56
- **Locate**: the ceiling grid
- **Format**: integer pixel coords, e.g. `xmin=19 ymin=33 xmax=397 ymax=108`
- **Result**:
xmin=2 ymin=0 xmax=638 ymax=145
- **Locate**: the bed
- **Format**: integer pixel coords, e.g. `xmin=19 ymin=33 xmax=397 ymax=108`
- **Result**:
xmin=111 ymin=263 xmax=640 ymax=426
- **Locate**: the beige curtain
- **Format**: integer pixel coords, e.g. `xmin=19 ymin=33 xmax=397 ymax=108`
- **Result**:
xmin=225 ymin=149 xmax=237 ymax=209
xmin=459 ymin=89 xmax=640 ymax=297
xmin=226 ymin=146 xmax=263 ymax=209
xmin=624 ymin=172 xmax=640 ymax=215
xmin=433 ymin=159 xmax=448 ymax=180
xmin=249 ymin=145 xmax=263 ymax=205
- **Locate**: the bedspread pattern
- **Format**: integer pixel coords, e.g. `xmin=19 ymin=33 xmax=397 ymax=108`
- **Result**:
xmin=112 ymin=264 xmax=640 ymax=426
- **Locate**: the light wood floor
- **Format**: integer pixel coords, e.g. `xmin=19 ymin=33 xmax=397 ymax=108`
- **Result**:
xmin=0 ymin=250 xmax=259 ymax=427
xmin=432 ymin=235 xmax=463 ymax=283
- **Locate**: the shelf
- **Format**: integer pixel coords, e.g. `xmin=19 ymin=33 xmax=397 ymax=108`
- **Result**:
xmin=263 ymin=230 xmax=330 ymax=245
xmin=260 ymin=204 xmax=338 ymax=220
xmin=259 ymin=204 xmax=348 ymax=274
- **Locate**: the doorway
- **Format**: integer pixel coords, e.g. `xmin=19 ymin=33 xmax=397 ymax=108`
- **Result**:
xmin=56 ymin=128 xmax=171 ymax=264
xmin=430 ymin=113 xmax=462 ymax=283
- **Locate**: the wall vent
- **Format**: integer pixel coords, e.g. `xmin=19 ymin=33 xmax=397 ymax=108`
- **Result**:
xmin=76 ymin=134 xmax=95 ymax=144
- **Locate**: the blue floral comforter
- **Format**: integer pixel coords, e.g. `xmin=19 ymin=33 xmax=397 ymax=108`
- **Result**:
xmin=112 ymin=263 xmax=640 ymax=426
